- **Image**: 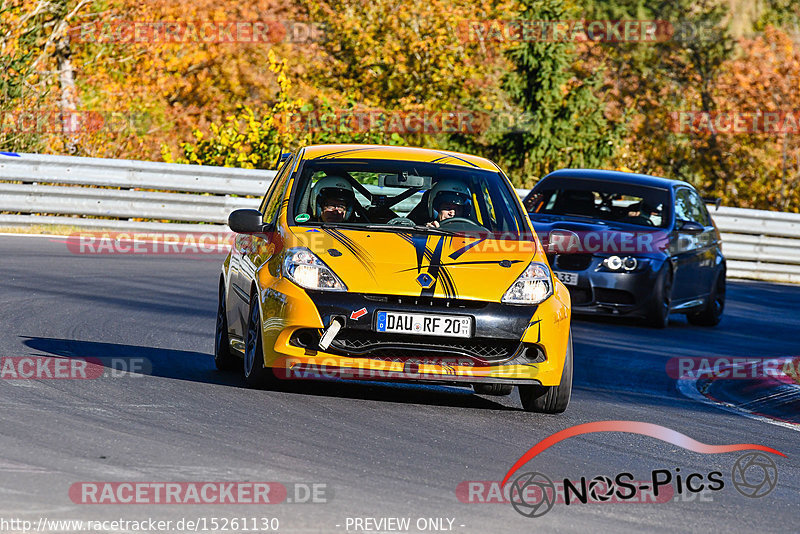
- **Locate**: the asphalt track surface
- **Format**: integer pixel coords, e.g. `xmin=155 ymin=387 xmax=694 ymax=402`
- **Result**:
xmin=0 ymin=234 xmax=797 ymax=533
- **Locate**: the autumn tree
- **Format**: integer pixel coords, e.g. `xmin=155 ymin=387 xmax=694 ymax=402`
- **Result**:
xmin=478 ymin=0 xmax=626 ymax=184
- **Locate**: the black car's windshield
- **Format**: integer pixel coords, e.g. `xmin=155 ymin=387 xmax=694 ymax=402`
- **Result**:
xmin=525 ymin=178 xmax=672 ymax=228
xmin=290 ymin=158 xmax=532 ymax=238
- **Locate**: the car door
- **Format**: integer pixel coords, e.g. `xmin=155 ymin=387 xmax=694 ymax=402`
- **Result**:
xmin=228 ymin=156 xmax=294 ymax=341
xmin=670 ymin=187 xmax=714 ymax=302
xmin=684 ymin=188 xmax=718 ymax=297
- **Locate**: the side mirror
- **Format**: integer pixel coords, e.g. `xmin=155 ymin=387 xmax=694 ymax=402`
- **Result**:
xmin=228 ymin=209 xmax=264 ymax=234
xmin=676 ymin=219 xmax=704 ymax=234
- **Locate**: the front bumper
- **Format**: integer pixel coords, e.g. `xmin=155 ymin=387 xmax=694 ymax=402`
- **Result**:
xmin=257 ymin=278 xmax=571 ymax=386
xmin=549 ymin=253 xmax=663 ymax=317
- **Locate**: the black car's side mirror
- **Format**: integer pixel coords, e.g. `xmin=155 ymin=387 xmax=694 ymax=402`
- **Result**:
xmin=676 ymin=219 xmax=704 ymax=234
xmin=228 ymin=209 xmax=265 ymax=234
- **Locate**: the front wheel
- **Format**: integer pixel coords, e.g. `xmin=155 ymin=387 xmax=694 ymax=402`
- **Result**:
xmin=645 ymin=265 xmax=673 ymax=329
xmin=687 ymin=270 xmax=725 ymax=326
xmin=518 ymin=332 xmax=573 ymax=414
xmin=214 ymin=280 xmax=238 ymax=371
xmin=243 ymin=292 xmax=277 ymax=388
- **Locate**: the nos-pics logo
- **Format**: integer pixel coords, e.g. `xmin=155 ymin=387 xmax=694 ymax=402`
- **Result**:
xmin=503 ymin=421 xmax=783 ymax=518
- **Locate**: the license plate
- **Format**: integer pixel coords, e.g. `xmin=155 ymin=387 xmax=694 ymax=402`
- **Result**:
xmin=375 ymin=311 xmax=472 ymax=338
xmin=554 ymin=271 xmax=578 ymax=285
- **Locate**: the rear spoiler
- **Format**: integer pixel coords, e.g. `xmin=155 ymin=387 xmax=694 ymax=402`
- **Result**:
xmin=703 ymin=197 xmax=721 ymax=211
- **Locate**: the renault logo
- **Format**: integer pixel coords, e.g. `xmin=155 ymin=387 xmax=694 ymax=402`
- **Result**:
xmin=416 ymin=273 xmax=434 ymax=288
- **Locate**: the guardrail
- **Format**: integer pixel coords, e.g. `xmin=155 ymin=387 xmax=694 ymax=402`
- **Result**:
xmin=709 ymin=207 xmax=800 ymax=283
xmin=1 ymin=152 xmax=799 ymax=282
xmin=0 ymin=152 xmax=270 ymax=231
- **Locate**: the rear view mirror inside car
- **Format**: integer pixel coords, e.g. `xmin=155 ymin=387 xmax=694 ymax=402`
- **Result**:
xmin=379 ymin=173 xmax=432 ymax=189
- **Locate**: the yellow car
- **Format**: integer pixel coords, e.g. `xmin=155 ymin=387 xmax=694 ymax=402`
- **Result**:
xmin=215 ymin=144 xmax=573 ymax=413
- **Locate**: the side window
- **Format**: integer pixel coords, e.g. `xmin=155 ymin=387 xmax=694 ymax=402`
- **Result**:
xmin=260 ymin=157 xmax=293 ymax=224
xmin=676 ymin=188 xmax=709 ymax=226
xmin=688 ymin=190 xmax=711 ymax=226
xmin=674 ymin=189 xmax=691 ymax=222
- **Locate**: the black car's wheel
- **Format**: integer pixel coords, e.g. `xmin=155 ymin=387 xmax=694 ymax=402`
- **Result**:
xmin=214 ymin=279 xmax=238 ymax=371
xmin=519 ymin=332 xmax=573 ymax=414
xmin=688 ymin=270 xmax=725 ymax=326
xmin=473 ymin=383 xmax=514 ymax=396
xmin=645 ymin=265 xmax=673 ymax=329
xmin=244 ymin=292 xmax=277 ymax=388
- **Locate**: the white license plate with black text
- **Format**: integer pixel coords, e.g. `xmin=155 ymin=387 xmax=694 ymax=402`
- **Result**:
xmin=375 ymin=311 xmax=472 ymax=338
xmin=554 ymin=271 xmax=578 ymax=285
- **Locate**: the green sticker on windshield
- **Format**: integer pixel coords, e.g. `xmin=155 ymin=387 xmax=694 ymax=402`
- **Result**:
xmin=295 ymin=213 xmax=311 ymax=223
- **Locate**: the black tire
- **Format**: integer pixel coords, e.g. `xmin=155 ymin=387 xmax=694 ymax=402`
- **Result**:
xmin=688 ymin=270 xmax=725 ymax=326
xmin=243 ymin=292 xmax=277 ymax=388
xmin=645 ymin=265 xmax=673 ymax=329
xmin=519 ymin=332 xmax=573 ymax=414
xmin=214 ymin=279 xmax=238 ymax=371
xmin=473 ymin=383 xmax=514 ymax=396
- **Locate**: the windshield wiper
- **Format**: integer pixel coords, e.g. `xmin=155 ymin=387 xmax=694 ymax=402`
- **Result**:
xmin=362 ymin=224 xmax=458 ymax=236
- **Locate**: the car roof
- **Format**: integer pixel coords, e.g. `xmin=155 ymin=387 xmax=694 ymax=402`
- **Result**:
xmin=539 ymin=169 xmax=690 ymax=190
xmin=301 ymin=144 xmax=499 ymax=172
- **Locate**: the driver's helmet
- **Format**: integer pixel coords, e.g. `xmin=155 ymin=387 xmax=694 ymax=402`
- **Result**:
xmin=310 ymin=175 xmax=356 ymax=220
xmin=427 ymin=178 xmax=472 ymax=219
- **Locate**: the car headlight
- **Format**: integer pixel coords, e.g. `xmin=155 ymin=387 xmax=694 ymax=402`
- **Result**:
xmin=502 ymin=262 xmax=553 ymax=305
xmin=601 ymin=255 xmax=649 ymax=272
xmin=283 ymin=248 xmax=347 ymax=291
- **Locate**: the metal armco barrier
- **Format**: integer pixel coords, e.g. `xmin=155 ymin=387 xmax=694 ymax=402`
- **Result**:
xmin=1 ymin=152 xmax=799 ymax=283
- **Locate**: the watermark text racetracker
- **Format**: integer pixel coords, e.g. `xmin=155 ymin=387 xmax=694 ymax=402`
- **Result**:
xmin=667 ymin=356 xmax=800 ymax=380
xmin=0 ymin=357 xmax=150 ymax=379
xmin=274 ymin=356 xmax=484 ymax=382
xmin=70 ymin=481 xmax=330 ymax=505
xmin=66 ymin=232 xmax=233 ymax=256
xmin=66 ymin=232 xmax=548 ymax=256
xmin=69 ymin=20 xmax=325 ymax=45
xmin=458 ymin=19 xmax=673 ymax=43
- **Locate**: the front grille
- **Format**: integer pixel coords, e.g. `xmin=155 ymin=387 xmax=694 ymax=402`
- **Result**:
xmin=325 ymin=329 xmax=520 ymax=363
xmin=555 ymin=254 xmax=593 ymax=271
xmin=362 ymin=294 xmax=487 ymax=309
xmin=568 ymin=286 xmax=592 ymax=305
xmin=594 ymin=288 xmax=635 ymax=305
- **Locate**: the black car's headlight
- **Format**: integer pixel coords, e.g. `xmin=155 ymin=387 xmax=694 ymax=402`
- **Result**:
xmin=599 ymin=255 xmax=651 ymax=272
xmin=502 ymin=262 xmax=553 ymax=305
xmin=282 ymin=248 xmax=347 ymax=291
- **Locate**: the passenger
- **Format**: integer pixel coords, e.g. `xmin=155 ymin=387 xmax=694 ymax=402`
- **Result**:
xmin=311 ymin=176 xmax=356 ymax=223
xmin=425 ymin=179 xmax=473 ymax=228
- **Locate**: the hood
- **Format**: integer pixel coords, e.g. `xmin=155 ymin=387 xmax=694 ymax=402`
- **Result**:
xmin=530 ymin=216 xmax=670 ymax=256
xmin=290 ymin=227 xmax=537 ymax=301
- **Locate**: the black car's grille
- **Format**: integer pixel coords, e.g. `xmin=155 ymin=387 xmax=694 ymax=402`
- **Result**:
xmin=555 ymin=254 xmax=593 ymax=271
xmin=567 ymin=286 xmax=592 ymax=305
xmin=594 ymin=288 xmax=635 ymax=305
xmin=325 ymin=329 xmax=520 ymax=363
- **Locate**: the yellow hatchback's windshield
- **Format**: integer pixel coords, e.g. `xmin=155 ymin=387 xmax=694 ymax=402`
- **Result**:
xmin=290 ymin=159 xmax=531 ymax=238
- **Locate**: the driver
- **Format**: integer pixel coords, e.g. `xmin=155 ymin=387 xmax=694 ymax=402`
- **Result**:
xmin=425 ymin=179 xmax=472 ymax=228
xmin=625 ymin=200 xmax=659 ymax=224
xmin=311 ymin=176 xmax=356 ymax=223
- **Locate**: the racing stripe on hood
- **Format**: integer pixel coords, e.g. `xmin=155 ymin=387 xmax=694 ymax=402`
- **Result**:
xmin=396 ymin=233 xmax=457 ymax=298
xmin=448 ymin=236 xmax=487 ymax=260
xmin=323 ymin=228 xmax=376 ymax=279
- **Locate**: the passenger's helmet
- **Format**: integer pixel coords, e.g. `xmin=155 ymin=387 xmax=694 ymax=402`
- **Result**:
xmin=427 ymin=178 xmax=472 ymax=219
xmin=311 ymin=176 xmax=356 ymax=219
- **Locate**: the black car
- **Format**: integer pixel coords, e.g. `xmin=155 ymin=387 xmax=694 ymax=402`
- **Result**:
xmin=522 ymin=169 xmax=725 ymax=328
